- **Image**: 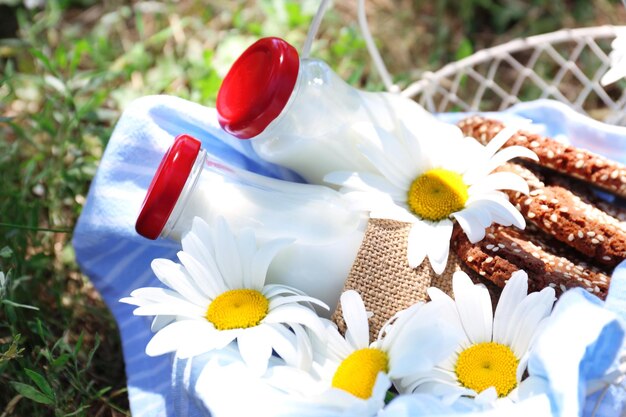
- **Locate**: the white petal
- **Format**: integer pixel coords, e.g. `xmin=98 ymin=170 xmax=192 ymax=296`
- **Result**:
xmin=483 ymin=126 xmax=519 ymax=159
xmin=133 ymin=302 xmax=205 ymax=318
xmin=370 ymin=201 xmax=418 ymax=223
xmin=324 ymin=321 xmax=354 ymax=360
xmin=340 ymin=191 xmax=403 ymax=217
xmin=402 ymin=367 xmax=459 ymax=393
xmin=268 ymin=294 xmax=329 ymax=311
xmin=176 ymin=251 xmax=222 ymax=299
xmin=237 ymin=228 xmax=257 ymax=289
xmin=262 ymin=284 xmax=304 ymax=298
xmin=123 ymin=286 xmax=189 ymax=305
xmin=237 ymin=326 xmax=272 ymax=375
xmin=602 ymin=65 xmax=626 ymax=86
xmin=180 ymin=229 xmax=229 ymax=295
xmin=340 ymin=290 xmax=371 ymax=349
xmin=263 ymin=305 xmax=327 ymax=340
xmin=474 ymin=387 xmax=498 ymax=405
xmin=509 ymin=287 xmax=555 ymax=358
xmin=145 ymin=319 xmax=216 ymax=356
xmin=358 ymin=137 xmax=414 ymax=189
xmin=412 ymin=379 xmax=475 ymax=404
xmin=426 ymin=220 xmax=453 ymax=274
xmin=250 ymin=238 xmax=292 ymax=291
xmin=493 ymin=270 xmax=528 ymax=344
xmin=407 ymin=222 xmax=428 ymax=268
xmin=388 ymin=321 xmax=461 ymax=379
xmin=151 ymin=259 xmax=208 ymax=306
xmin=287 ymin=324 xmax=314 ymax=370
xmin=325 ymin=170 xmax=406 ymax=200
xmin=468 ymin=172 xmax=529 ymax=195
xmin=452 ymin=209 xmax=486 ymax=243
xmin=151 ymin=315 xmax=175 ymax=332
xmin=212 ymin=217 xmax=244 ymax=289
xmin=453 ymin=272 xmax=493 ymax=343
xmin=465 ymin=146 xmax=538 ymax=182
xmin=467 ymin=194 xmax=525 ymax=229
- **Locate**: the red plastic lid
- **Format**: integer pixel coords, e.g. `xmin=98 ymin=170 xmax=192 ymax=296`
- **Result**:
xmin=135 ymin=134 xmax=202 ymax=240
xmin=217 ymin=37 xmax=299 ymax=139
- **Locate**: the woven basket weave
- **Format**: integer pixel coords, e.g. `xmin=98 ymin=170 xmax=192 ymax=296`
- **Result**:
xmin=402 ymin=26 xmax=626 ymax=126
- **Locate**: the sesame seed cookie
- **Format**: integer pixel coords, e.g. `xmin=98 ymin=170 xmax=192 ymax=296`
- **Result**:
xmin=451 ymin=224 xmax=611 ymax=299
xmin=499 ymin=163 xmax=626 ymax=268
xmin=458 ymin=116 xmax=626 ymax=199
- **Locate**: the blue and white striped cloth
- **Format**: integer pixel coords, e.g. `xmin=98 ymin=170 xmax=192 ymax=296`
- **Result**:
xmin=72 ymin=95 xmax=299 ymax=417
xmin=73 ymin=96 xmax=626 ymax=417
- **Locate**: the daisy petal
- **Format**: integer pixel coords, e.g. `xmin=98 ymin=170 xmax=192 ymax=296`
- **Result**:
xmin=133 ymin=302 xmax=205 ymax=317
xmin=483 ymin=126 xmax=519 ymax=158
xmin=493 ymin=270 xmax=528 ymax=343
xmin=324 ymin=171 xmax=402 ymax=198
xmin=237 ymin=228 xmax=257 ymax=288
xmin=250 ymin=238 xmax=292 ymax=291
xmin=263 ymin=304 xmax=327 ymax=341
xmin=268 ymin=295 xmax=329 ymax=311
xmin=509 ymin=287 xmax=555 ymax=358
xmin=340 ymin=290 xmax=371 ymax=349
xmin=213 ymin=217 xmax=243 ymax=289
xmin=468 ymin=172 xmax=529 ymax=196
xmin=407 ymin=222 xmax=428 ymax=268
xmin=176 ymin=251 xmax=222 ymax=299
xmin=453 ymin=272 xmax=493 ymax=343
xmin=238 ymin=326 xmax=272 ymax=375
xmin=146 ymin=320 xmax=215 ymax=356
xmin=452 ymin=209 xmax=486 ymax=243
xmin=151 ymin=259 xmax=208 ymax=306
xmin=426 ymin=220 xmax=453 ymax=274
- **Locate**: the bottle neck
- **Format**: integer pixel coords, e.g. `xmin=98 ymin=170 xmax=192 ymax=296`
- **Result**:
xmin=162 ymin=148 xmax=207 ymax=238
xmin=254 ymin=60 xmax=304 ymax=140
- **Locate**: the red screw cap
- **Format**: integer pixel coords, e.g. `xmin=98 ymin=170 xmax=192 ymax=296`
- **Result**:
xmin=135 ymin=134 xmax=202 ymax=240
xmin=217 ymin=37 xmax=300 ymax=139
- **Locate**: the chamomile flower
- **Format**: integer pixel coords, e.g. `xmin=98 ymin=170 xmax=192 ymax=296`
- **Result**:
xmin=325 ymin=120 xmax=536 ymax=274
xmin=399 ymin=270 xmax=555 ymax=404
xmin=120 ymin=217 xmax=328 ymax=374
xmin=601 ymin=27 xmax=626 ymax=86
xmin=311 ymin=290 xmax=458 ymax=413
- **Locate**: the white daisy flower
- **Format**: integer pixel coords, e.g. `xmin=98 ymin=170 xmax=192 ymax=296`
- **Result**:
xmin=120 ymin=216 xmax=328 ymax=374
xmin=399 ymin=270 xmax=555 ymax=404
xmin=325 ymin=120 xmax=537 ymax=274
xmin=601 ymin=27 xmax=626 ymax=86
xmin=311 ymin=290 xmax=458 ymax=410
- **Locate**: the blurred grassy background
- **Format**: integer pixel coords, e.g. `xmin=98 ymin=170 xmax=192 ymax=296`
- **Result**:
xmin=0 ymin=0 xmax=624 ymax=415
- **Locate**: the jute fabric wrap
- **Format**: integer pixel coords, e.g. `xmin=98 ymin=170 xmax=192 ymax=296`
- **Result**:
xmin=332 ymin=218 xmax=466 ymax=340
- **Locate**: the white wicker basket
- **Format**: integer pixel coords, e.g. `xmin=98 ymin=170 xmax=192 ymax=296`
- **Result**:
xmin=396 ymin=25 xmax=626 ymax=415
xmin=401 ymin=26 xmax=626 ymax=126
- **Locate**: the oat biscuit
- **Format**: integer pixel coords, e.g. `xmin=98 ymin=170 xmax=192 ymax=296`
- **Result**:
xmin=458 ymin=116 xmax=626 ymax=199
xmin=500 ymin=163 xmax=626 ymax=268
xmin=451 ymin=224 xmax=611 ymax=299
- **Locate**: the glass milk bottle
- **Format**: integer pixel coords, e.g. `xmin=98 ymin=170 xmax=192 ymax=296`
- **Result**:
xmin=135 ymin=134 xmax=366 ymax=313
xmin=216 ymin=37 xmax=434 ymax=184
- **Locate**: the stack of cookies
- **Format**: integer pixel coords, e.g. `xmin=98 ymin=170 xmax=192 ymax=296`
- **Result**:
xmin=454 ymin=116 xmax=626 ymax=300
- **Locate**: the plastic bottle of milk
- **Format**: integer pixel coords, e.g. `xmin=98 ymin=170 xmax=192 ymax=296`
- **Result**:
xmin=216 ymin=37 xmax=433 ymax=184
xmin=135 ymin=134 xmax=366 ymax=312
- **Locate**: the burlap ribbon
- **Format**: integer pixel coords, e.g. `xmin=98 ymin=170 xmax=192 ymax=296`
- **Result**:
xmin=332 ymin=218 xmax=467 ymax=340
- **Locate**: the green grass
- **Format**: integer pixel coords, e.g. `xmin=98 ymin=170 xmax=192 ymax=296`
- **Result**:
xmin=0 ymin=0 xmax=623 ymax=415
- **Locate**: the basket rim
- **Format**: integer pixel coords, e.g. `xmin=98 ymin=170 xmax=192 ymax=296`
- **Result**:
xmin=402 ymin=25 xmax=626 ymax=99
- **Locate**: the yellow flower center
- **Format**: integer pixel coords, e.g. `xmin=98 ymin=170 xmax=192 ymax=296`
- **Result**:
xmin=407 ymin=168 xmax=468 ymax=221
xmin=331 ymin=348 xmax=389 ymax=399
xmin=206 ymin=289 xmax=269 ymax=330
xmin=455 ymin=342 xmax=519 ymax=397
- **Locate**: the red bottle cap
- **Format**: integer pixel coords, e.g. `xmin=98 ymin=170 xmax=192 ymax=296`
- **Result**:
xmin=135 ymin=134 xmax=202 ymax=240
xmin=217 ymin=37 xmax=299 ymax=139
